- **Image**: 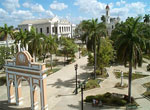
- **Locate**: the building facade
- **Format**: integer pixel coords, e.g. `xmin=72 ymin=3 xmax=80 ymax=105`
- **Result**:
xmin=18 ymin=17 xmax=75 ymax=38
xmin=105 ymin=5 xmax=120 ymax=36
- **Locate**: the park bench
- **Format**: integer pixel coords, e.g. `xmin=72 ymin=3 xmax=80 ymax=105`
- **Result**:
xmin=126 ymin=104 xmax=138 ymax=110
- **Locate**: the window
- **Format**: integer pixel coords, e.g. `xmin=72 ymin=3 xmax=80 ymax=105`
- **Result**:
xmin=25 ymin=29 xmax=27 ymax=31
xmin=69 ymin=27 xmax=70 ymax=32
xmin=64 ymin=27 xmax=66 ymax=32
xmin=55 ymin=27 xmax=57 ymax=34
xmin=59 ymin=27 xmax=61 ymax=33
xmin=36 ymin=28 xmax=38 ymax=33
xmin=47 ymin=27 xmax=49 ymax=33
xmin=40 ymin=28 xmax=42 ymax=33
xmin=52 ymin=27 xmax=55 ymax=33
xmin=112 ymin=25 xmax=114 ymax=29
xmin=62 ymin=27 xmax=63 ymax=32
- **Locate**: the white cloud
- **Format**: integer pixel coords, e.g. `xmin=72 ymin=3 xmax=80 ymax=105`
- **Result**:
xmin=116 ymin=0 xmax=126 ymax=6
xmin=50 ymin=1 xmax=68 ymax=11
xmin=23 ymin=2 xmax=45 ymax=12
xmin=2 ymin=0 xmax=20 ymax=12
xmin=74 ymin=0 xmax=146 ymax=21
xmin=11 ymin=10 xmax=34 ymax=20
xmin=74 ymin=0 xmax=106 ymax=17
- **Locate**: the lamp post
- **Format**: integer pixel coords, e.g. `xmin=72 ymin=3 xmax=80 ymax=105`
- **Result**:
xmin=81 ymin=83 xmax=85 ymax=110
xmin=79 ymin=44 xmax=81 ymax=59
xmin=74 ymin=64 xmax=78 ymax=94
xmin=121 ymin=71 xmax=124 ymax=86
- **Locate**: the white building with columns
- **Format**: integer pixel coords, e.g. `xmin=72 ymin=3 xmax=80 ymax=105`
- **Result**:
xmin=18 ymin=17 xmax=75 ymax=38
xmin=105 ymin=5 xmax=120 ymax=36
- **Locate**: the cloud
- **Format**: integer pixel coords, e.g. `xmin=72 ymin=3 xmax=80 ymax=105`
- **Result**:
xmin=23 ymin=2 xmax=45 ymax=12
xmin=74 ymin=0 xmax=146 ymax=21
xmin=116 ymin=0 xmax=126 ymax=6
xmin=2 ymin=0 xmax=20 ymax=12
xmin=11 ymin=10 xmax=34 ymax=20
xmin=111 ymin=2 xmax=146 ymax=20
xmin=74 ymin=0 xmax=106 ymax=17
xmin=50 ymin=1 xmax=68 ymax=11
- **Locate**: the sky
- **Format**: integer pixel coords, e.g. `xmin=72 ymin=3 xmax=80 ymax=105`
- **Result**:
xmin=0 ymin=0 xmax=150 ymax=27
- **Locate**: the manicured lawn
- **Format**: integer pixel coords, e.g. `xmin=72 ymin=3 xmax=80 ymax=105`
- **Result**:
xmin=114 ymin=72 xmax=149 ymax=80
xmin=85 ymin=92 xmax=137 ymax=106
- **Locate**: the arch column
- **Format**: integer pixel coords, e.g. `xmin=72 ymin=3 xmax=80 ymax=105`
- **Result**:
xmin=40 ymin=78 xmax=48 ymax=110
xmin=15 ymin=75 xmax=23 ymax=105
xmin=33 ymin=87 xmax=39 ymax=110
xmin=6 ymin=73 xmax=15 ymax=103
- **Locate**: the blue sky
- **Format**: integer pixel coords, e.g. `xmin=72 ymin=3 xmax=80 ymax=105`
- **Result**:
xmin=0 ymin=0 xmax=150 ymax=27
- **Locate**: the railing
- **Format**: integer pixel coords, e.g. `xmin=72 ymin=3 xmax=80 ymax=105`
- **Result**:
xmin=0 ymin=40 xmax=15 ymax=45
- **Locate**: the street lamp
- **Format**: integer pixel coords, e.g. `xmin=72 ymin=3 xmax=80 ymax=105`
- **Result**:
xmin=121 ymin=71 xmax=124 ymax=86
xmin=79 ymin=44 xmax=81 ymax=59
xmin=81 ymin=83 xmax=85 ymax=110
xmin=74 ymin=64 xmax=78 ymax=94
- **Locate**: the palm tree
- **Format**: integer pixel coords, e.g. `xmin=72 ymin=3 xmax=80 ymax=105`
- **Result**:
xmin=0 ymin=24 xmax=13 ymax=47
xmin=115 ymin=17 xmax=146 ymax=103
xmin=101 ymin=15 xmax=106 ymax=23
xmin=14 ymin=29 xmax=28 ymax=51
xmin=81 ymin=18 xmax=106 ymax=79
xmin=45 ymin=35 xmax=58 ymax=70
xmin=28 ymin=27 xmax=44 ymax=61
xmin=143 ymin=14 xmax=150 ymax=24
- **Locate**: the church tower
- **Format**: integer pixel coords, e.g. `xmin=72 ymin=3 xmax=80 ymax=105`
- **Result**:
xmin=105 ymin=4 xmax=110 ymax=23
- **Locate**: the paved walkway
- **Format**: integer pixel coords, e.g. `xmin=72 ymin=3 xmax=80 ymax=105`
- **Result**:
xmin=0 ymin=56 xmax=150 ymax=110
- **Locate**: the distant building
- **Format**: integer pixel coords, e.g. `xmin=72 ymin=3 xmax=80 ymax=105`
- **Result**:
xmin=105 ymin=4 xmax=120 ymax=36
xmin=18 ymin=17 xmax=76 ymax=38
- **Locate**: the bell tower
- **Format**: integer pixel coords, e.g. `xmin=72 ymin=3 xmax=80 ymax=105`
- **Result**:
xmin=105 ymin=4 xmax=110 ymax=23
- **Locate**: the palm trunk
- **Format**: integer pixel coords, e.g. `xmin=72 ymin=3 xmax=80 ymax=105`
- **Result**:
xmin=50 ymin=54 xmax=53 ymax=70
xmin=128 ymin=46 xmax=133 ymax=103
xmin=128 ymin=60 xmax=132 ymax=103
xmin=94 ymin=37 xmax=97 ymax=79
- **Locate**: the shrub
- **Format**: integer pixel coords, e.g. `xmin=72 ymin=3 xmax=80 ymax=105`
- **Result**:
xmin=104 ymin=92 xmax=112 ymax=98
xmin=110 ymin=97 xmax=127 ymax=106
xmin=84 ymin=95 xmax=95 ymax=102
xmin=85 ymin=79 xmax=100 ymax=90
xmin=81 ymin=47 xmax=88 ymax=56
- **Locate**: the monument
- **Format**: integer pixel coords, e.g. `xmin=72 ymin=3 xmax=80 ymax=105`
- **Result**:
xmin=4 ymin=51 xmax=48 ymax=110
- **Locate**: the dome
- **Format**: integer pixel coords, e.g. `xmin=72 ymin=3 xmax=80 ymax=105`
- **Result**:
xmin=106 ymin=4 xmax=110 ymax=9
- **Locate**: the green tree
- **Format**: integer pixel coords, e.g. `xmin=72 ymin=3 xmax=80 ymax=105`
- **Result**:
xmin=0 ymin=46 xmax=10 ymax=69
xmin=143 ymin=14 xmax=150 ymax=23
xmin=28 ymin=27 xmax=44 ymax=61
xmin=0 ymin=24 xmax=13 ymax=47
xmin=14 ymin=29 xmax=28 ymax=51
xmin=45 ymin=35 xmax=58 ymax=70
xmin=101 ymin=15 xmax=106 ymax=23
xmin=114 ymin=17 xmax=146 ymax=102
xmin=60 ymin=37 xmax=78 ymax=65
xmin=97 ymin=38 xmax=114 ymax=74
xmin=81 ymin=18 xmax=107 ymax=79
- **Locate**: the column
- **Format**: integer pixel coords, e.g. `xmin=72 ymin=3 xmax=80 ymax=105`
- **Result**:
xmin=7 ymin=73 xmax=15 ymax=103
xmin=33 ymin=87 xmax=39 ymax=110
xmin=15 ymin=75 xmax=23 ymax=105
xmin=40 ymin=78 xmax=48 ymax=110
xmin=30 ymin=77 xmax=34 ymax=110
